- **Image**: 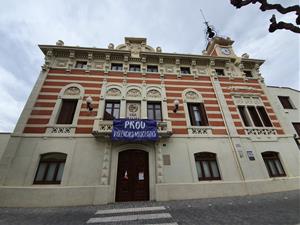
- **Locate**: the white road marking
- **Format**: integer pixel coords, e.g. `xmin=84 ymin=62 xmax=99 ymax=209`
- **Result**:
xmin=95 ymin=206 xmax=166 ymax=215
xmin=144 ymin=223 xmax=178 ymax=225
xmin=87 ymin=213 xmax=171 ymax=223
xmin=145 ymin=223 xmax=178 ymax=225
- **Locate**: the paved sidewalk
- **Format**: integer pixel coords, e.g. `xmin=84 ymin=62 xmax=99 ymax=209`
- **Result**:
xmin=0 ymin=190 xmax=299 ymax=225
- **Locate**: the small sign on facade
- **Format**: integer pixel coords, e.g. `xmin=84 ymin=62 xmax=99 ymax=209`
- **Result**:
xmin=138 ymin=172 xmax=144 ymax=181
xmin=247 ymin=150 xmax=255 ymax=161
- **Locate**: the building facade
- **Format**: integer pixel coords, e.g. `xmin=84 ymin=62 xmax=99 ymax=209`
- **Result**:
xmin=0 ymin=37 xmax=299 ymax=207
xmin=267 ymin=86 xmax=300 ymax=147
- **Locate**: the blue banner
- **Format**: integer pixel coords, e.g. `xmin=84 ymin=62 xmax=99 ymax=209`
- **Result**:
xmin=112 ymin=119 xmax=158 ymax=141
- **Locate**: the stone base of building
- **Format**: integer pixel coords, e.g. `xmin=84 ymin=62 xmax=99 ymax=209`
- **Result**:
xmin=0 ymin=177 xmax=299 ymax=207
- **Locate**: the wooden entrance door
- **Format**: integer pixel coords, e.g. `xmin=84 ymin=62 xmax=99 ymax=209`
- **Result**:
xmin=116 ymin=150 xmax=149 ymax=202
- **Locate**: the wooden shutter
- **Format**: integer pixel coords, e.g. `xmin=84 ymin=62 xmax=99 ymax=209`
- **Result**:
xmin=257 ymin=106 xmax=272 ymax=127
xmin=56 ymin=99 xmax=78 ymax=124
xmin=199 ymin=103 xmax=209 ymax=126
xmin=247 ymin=106 xmax=263 ymax=127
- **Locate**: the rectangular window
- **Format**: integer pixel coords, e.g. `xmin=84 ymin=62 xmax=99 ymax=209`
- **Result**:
xmin=75 ymin=61 xmax=87 ymax=69
xmin=194 ymin=153 xmax=221 ymax=181
xmin=129 ymin=64 xmax=141 ymax=72
xmin=147 ymin=65 xmax=158 ymax=73
xmin=188 ymin=103 xmax=208 ymax=126
xmin=262 ymin=152 xmax=286 ymax=177
xmin=56 ymin=99 xmax=78 ymax=124
xmin=238 ymin=105 xmax=273 ymax=128
xmin=34 ymin=153 xmax=67 ymax=184
xmin=147 ymin=102 xmax=162 ymax=121
xmin=257 ymin=106 xmax=272 ymax=127
xmin=292 ymin=123 xmax=300 ymax=136
xmin=104 ymin=101 xmax=120 ymax=120
xmin=111 ymin=63 xmax=123 ymax=71
xmin=180 ymin=67 xmax=191 ymax=74
xmin=244 ymin=70 xmax=253 ymax=78
xmin=215 ymin=69 xmax=225 ymax=76
xmin=238 ymin=106 xmax=252 ymax=127
xmin=247 ymin=106 xmax=263 ymax=127
xmin=278 ymin=96 xmax=294 ymax=109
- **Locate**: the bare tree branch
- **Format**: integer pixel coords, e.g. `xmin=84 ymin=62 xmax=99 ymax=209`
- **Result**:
xmin=269 ymin=15 xmax=300 ymax=33
xmin=230 ymin=0 xmax=300 ymax=33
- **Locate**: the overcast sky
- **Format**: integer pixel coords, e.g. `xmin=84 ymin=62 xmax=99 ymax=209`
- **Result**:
xmin=0 ymin=0 xmax=299 ymax=132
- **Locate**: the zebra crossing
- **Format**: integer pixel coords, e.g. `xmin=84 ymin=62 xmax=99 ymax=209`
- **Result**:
xmin=86 ymin=206 xmax=178 ymax=224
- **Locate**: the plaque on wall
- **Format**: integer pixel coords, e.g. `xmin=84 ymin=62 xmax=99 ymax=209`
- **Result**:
xmin=126 ymin=102 xmax=141 ymax=119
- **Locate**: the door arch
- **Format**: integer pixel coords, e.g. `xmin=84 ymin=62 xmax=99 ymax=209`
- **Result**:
xmin=115 ymin=150 xmax=149 ymax=202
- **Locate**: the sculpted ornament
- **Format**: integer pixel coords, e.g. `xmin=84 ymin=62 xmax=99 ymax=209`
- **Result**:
xmin=64 ymin=87 xmax=80 ymax=95
xmin=106 ymin=88 xmax=121 ymax=97
xmin=127 ymin=89 xmax=141 ymax=97
xmin=185 ymin=91 xmax=199 ymax=100
xmin=147 ymin=89 xmax=161 ymax=98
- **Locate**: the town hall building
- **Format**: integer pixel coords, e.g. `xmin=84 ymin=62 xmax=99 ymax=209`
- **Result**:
xmin=0 ymin=36 xmax=299 ymax=207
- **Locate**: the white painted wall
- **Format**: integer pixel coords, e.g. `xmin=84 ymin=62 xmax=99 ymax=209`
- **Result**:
xmin=0 ymin=133 xmax=10 ymax=160
xmin=267 ymin=86 xmax=300 ymax=136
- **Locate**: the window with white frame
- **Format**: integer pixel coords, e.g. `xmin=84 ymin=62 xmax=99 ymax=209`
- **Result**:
xmin=111 ymin=63 xmax=123 ymax=71
xmin=48 ymin=84 xmax=84 ymax=132
xmin=235 ymin=96 xmax=272 ymax=128
xmin=188 ymin=103 xmax=208 ymax=126
xmin=184 ymin=90 xmax=209 ymax=127
xmin=147 ymin=102 xmax=162 ymax=121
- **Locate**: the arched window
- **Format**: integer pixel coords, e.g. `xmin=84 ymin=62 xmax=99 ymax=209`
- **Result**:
xmin=183 ymin=89 xmax=208 ymax=126
xmin=261 ymin=152 xmax=286 ymax=177
xmin=33 ymin=153 xmax=67 ymax=184
xmin=194 ymin=152 xmax=221 ymax=181
xmin=48 ymin=83 xmax=84 ymax=133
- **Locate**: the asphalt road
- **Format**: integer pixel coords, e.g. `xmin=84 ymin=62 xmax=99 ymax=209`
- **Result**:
xmin=0 ymin=190 xmax=299 ymax=225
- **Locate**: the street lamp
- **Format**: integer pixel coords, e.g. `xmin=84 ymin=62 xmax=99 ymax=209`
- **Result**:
xmin=173 ymin=99 xmax=179 ymax=113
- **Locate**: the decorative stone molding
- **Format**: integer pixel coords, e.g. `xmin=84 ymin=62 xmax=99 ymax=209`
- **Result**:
xmin=50 ymin=127 xmax=72 ymax=134
xmin=55 ymin=59 xmax=68 ymax=67
xmin=147 ymin=89 xmax=161 ymax=98
xmin=182 ymin=89 xmax=203 ymax=103
xmin=246 ymin=128 xmax=276 ymax=136
xmin=165 ymin=65 xmax=174 ymax=73
xmin=156 ymin=144 xmax=164 ymax=183
xmin=126 ymin=89 xmax=142 ymax=97
xmin=197 ymin=66 xmax=207 ymax=75
xmin=100 ymin=141 xmax=111 ymax=185
xmin=185 ymin=91 xmax=199 ymax=100
xmin=187 ymin=127 xmax=212 ymax=135
xmin=233 ymin=96 xmax=262 ymax=106
xmin=64 ymin=87 xmax=80 ymax=96
xmin=106 ymin=88 xmax=121 ymax=97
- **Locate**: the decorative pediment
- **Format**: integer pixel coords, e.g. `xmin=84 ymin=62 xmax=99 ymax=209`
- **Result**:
xmin=185 ymin=91 xmax=199 ymax=100
xmin=127 ymin=89 xmax=141 ymax=97
xmin=147 ymin=89 xmax=161 ymax=98
xmin=106 ymin=88 xmax=121 ymax=97
xmin=115 ymin=37 xmax=155 ymax=58
xmin=64 ymin=87 xmax=80 ymax=95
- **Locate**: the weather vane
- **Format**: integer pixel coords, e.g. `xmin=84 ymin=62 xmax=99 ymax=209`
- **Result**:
xmin=200 ymin=9 xmax=216 ymax=41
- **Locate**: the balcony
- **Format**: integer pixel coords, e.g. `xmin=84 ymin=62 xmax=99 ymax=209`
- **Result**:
xmin=245 ymin=127 xmax=278 ymax=141
xmin=92 ymin=120 xmax=172 ymax=138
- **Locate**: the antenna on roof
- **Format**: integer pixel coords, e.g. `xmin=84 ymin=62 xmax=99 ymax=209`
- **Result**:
xmin=200 ymin=9 xmax=216 ymax=41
